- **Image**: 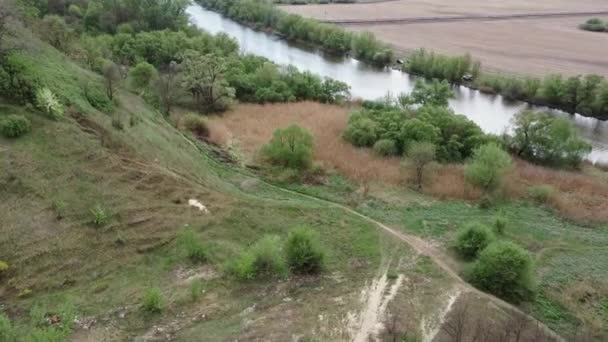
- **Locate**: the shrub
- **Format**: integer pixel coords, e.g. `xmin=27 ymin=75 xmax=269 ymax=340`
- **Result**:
xmin=261 ymin=125 xmax=314 ymax=169
xmin=528 ymin=184 xmax=555 ymax=204
xmin=373 ymin=139 xmax=397 ymax=156
xmin=177 ymin=228 xmax=208 ymax=263
xmin=90 ymin=204 xmax=108 ymax=226
xmin=129 ymin=62 xmax=157 ymax=90
xmin=83 ymin=83 xmax=113 ymax=112
xmin=464 ymin=143 xmax=512 ymax=193
xmin=0 ymin=313 xmax=16 ymax=342
xmin=579 ymin=18 xmax=606 ymax=32
xmin=226 ymin=235 xmax=287 ymax=281
xmin=0 ymin=115 xmax=31 ymax=138
xmin=36 ymin=88 xmax=64 ymax=120
xmin=406 ymin=141 xmax=436 ymax=190
xmin=343 ymin=116 xmax=379 ymax=147
xmin=493 ymin=215 xmax=508 ymax=235
xmin=454 ymin=223 xmax=494 ymax=260
xmin=0 ymin=261 xmax=8 ymax=276
xmin=190 ymin=279 xmax=204 ymax=302
xmin=285 ymin=227 xmax=326 ymax=274
xmin=469 ymin=241 xmax=535 ymax=303
xmin=111 ymin=117 xmax=124 ymax=130
xmin=181 ymin=114 xmax=209 ymax=139
xmin=142 ymin=288 xmax=164 ymax=313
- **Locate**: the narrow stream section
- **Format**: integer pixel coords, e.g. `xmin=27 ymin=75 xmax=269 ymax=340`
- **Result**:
xmin=187 ymin=4 xmax=608 ymax=164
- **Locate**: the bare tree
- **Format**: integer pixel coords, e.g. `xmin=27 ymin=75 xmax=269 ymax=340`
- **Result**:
xmin=102 ymin=61 xmax=121 ymax=100
xmin=441 ymin=302 xmax=470 ymax=342
xmin=155 ymin=61 xmax=180 ymax=115
xmin=0 ymin=0 xmax=19 ymax=61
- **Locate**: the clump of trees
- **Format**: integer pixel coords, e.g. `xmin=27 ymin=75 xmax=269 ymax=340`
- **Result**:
xmin=510 ymin=111 xmax=591 ymax=168
xmin=198 ymin=0 xmax=394 ymax=66
xmin=579 ymin=18 xmax=607 ymax=32
xmin=404 ymin=49 xmax=480 ymax=83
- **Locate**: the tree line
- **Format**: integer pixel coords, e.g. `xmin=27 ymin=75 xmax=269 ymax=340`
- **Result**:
xmin=197 ymin=0 xmax=394 ymax=67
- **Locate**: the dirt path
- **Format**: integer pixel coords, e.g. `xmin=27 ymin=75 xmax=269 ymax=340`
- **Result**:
xmin=321 ymin=10 xmax=608 ymax=25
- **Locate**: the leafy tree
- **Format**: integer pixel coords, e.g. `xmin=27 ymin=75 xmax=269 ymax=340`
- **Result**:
xmin=464 ymin=143 xmax=512 ymax=194
xmin=454 ymin=223 xmax=494 ymax=260
xmin=102 ymin=61 xmax=121 ymax=100
xmin=40 ymin=15 xmax=72 ymax=51
xmin=405 ymin=79 xmax=454 ymax=107
xmin=373 ymin=139 xmax=397 ymax=156
xmin=262 ymin=124 xmax=314 ymax=169
xmin=129 ymin=61 xmax=157 ymax=91
xmin=155 ymin=61 xmax=180 ymax=115
xmin=406 ymin=141 xmax=436 ymax=190
xmin=285 ymin=227 xmax=326 ymax=274
xmin=511 ymin=111 xmax=591 ymax=167
xmin=469 ymin=241 xmax=535 ymax=303
xmin=343 ymin=115 xmax=379 ymax=147
xmin=181 ymin=51 xmax=235 ymax=112
xmin=399 ymin=118 xmax=439 ymax=152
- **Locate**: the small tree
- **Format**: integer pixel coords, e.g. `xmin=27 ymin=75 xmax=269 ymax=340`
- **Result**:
xmin=454 ymin=223 xmax=494 ymax=260
xmin=102 ymin=61 xmax=121 ymax=100
xmin=285 ymin=227 xmax=326 ymax=274
xmin=181 ymin=51 xmax=234 ymax=112
xmin=129 ymin=62 xmax=157 ymax=91
xmin=407 ymin=141 xmax=436 ymax=190
xmin=469 ymin=241 xmax=535 ymax=303
xmin=464 ymin=143 xmax=512 ymax=194
xmin=40 ymin=15 xmax=72 ymax=51
xmin=261 ymin=124 xmax=314 ymax=169
xmin=155 ymin=61 xmax=180 ymax=115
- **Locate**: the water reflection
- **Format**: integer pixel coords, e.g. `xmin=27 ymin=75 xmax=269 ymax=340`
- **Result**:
xmin=187 ymin=4 xmax=608 ymax=164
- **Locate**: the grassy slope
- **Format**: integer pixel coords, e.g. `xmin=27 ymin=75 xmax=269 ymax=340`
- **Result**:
xmin=0 ymin=33 xmax=457 ymax=340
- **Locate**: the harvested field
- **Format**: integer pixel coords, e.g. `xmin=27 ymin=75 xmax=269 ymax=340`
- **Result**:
xmin=283 ymin=0 xmax=608 ymax=76
xmin=208 ymin=102 xmax=608 ymax=224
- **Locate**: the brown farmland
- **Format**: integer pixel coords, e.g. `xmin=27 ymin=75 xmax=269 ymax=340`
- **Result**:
xmin=283 ymin=0 xmax=608 ymax=76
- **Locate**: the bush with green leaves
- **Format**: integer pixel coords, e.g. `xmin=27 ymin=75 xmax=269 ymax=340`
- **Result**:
xmin=0 ymin=261 xmax=8 ymax=276
xmin=0 ymin=115 xmax=31 ymax=138
xmin=36 ymin=87 xmax=64 ymax=120
xmin=226 ymin=235 xmax=288 ymax=281
xmin=142 ymin=288 xmax=164 ymax=313
xmin=493 ymin=215 xmax=508 ymax=235
xmin=468 ymin=241 xmax=535 ymax=303
xmin=373 ymin=139 xmax=397 ymax=156
xmin=528 ymin=184 xmax=555 ymax=204
xmin=285 ymin=227 xmax=326 ymax=274
xmin=464 ymin=143 xmax=512 ymax=193
xmin=177 ymin=228 xmax=208 ymax=263
xmin=190 ymin=279 xmax=204 ymax=302
xmin=0 ymin=313 xmax=16 ymax=342
xmin=261 ymin=125 xmax=314 ymax=169
xmin=454 ymin=223 xmax=494 ymax=260
xmin=129 ymin=62 xmax=157 ymax=90
xmin=343 ymin=115 xmax=379 ymax=147
xmin=407 ymin=141 xmax=436 ymax=190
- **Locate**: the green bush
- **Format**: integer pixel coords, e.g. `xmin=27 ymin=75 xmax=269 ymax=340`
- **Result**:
xmin=464 ymin=143 xmax=512 ymax=193
xmin=0 ymin=261 xmax=8 ymax=276
xmin=226 ymin=235 xmax=288 ymax=281
xmin=261 ymin=125 xmax=314 ymax=169
xmin=0 ymin=115 xmax=31 ymax=138
xmin=142 ymin=288 xmax=164 ymax=313
xmin=454 ymin=223 xmax=494 ymax=260
xmin=90 ymin=204 xmax=108 ymax=226
xmin=373 ymin=139 xmax=397 ymax=156
xmin=111 ymin=117 xmax=124 ymax=130
xmin=177 ymin=228 xmax=208 ymax=263
xmin=469 ymin=241 xmax=535 ymax=303
xmin=528 ymin=184 xmax=555 ymax=204
xmin=285 ymin=227 xmax=326 ymax=274
xmin=493 ymin=215 xmax=508 ymax=235
xmin=129 ymin=62 xmax=157 ymax=90
xmin=181 ymin=114 xmax=209 ymax=139
xmin=343 ymin=116 xmax=379 ymax=147
xmin=83 ymin=83 xmax=113 ymax=112
xmin=36 ymin=87 xmax=64 ymax=120
xmin=0 ymin=313 xmax=16 ymax=342
xmin=190 ymin=279 xmax=204 ymax=302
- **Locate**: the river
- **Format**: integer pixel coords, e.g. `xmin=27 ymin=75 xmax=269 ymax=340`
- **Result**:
xmin=186 ymin=4 xmax=608 ymax=165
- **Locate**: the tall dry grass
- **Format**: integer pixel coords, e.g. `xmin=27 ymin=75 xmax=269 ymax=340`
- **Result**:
xmin=209 ymin=102 xmax=608 ymax=224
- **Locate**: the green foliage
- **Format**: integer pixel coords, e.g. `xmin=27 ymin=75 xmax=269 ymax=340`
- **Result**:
xmin=407 ymin=141 xmax=436 ymax=190
xmin=181 ymin=114 xmax=209 ymax=139
xmin=511 ymin=111 xmax=591 ymax=168
xmin=0 ymin=260 xmax=8 ymax=275
xmin=401 ymin=79 xmax=455 ymax=107
xmin=493 ymin=215 xmax=508 ymax=235
xmin=226 ymin=235 xmax=288 ymax=281
xmin=579 ymin=18 xmax=606 ymax=32
xmin=0 ymin=54 xmax=41 ymax=104
xmin=373 ymin=139 xmax=397 ymax=156
xmin=454 ymin=223 xmax=494 ymax=260
xmin=261 ymin=125 xmax=314 ymax=169
xmin=469 ymin=241 xmax=535 ymax=303
xmin=404 ymin=49 xmax=476 ymax=83
xmin=83 ymin=82 xmax=113 ymax=112
xmin=285 ymin=227 xmax=326 ymax=274
xmin=177 ymin=228 xmax=208 ymax=263
xmin=142 ymin=288 xmax=164 ymax=313
xmin=129 ymin=62 xmax=157 ymax=90
xmin=464 ymin=143 xmax=512 ymax=193
xmin=343 ymin=115 xmax=379 ymax=147
xmin=102 ymin=61 xmax=121 ymax=101
xmin=190 ymin=279 xmax=204 ymax=302
xmin=0 ymin=114 xmax=31 ymax=138
xmin=35 ymin=87 xmax=63 ymax=119
xmin=0 ymin=313 xmax=16 ymax=342
xmin=90 ymin=204 xmax=108 ymax=226
xmin=528 ymin=184 xmax=555 ymax=204
xmin=181 ymin=51 xmax=235 ymax=112
xmin=40 ymin=15 xmax=72 ymax=51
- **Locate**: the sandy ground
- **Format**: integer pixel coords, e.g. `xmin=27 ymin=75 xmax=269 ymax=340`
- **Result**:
xmin=283 ymin=0 xmax=608 ymax=76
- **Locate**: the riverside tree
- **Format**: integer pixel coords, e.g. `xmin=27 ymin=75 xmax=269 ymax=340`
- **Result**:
xmin=464 ymin=143 xmax=512 ymax=194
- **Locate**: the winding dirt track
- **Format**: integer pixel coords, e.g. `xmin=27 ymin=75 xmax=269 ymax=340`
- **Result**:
xmin=322 ymin=10 xmax=608 ymax=25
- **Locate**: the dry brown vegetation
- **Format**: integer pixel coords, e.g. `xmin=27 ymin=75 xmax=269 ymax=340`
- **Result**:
xmin=208 ymin=102 xmax=608 ymax=224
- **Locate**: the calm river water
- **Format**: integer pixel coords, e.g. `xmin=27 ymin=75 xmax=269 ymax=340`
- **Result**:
xmin=187 ymin=4 xmax=608 ymax=164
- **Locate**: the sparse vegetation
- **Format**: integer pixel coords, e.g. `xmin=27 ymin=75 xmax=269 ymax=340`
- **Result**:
xmin=285 ymin=227 xmax=326 ymax=274
xmin=0 ymin=260 xmax=8 ymax=276
xmin=528 ymin=184 xmax=555 ymax=204
xmin=142 ymin=288 xmax=164 ymax=313
xmin=227 ymin=235 xmax=288 ymax=281
xmin=181 ymin=113 xmax=210 ymax=139
xmin=90 ymin=204 xmax=108 ymax=227
xmin=0 ymin=114 xmax=30 ymax=138
xmin=177 ymin=228 xmax=208 ymax=263
xmin=469 ymin=241 xmax=535 ymax=303
xmin=454 ymin=223 xmax=494 ymax=260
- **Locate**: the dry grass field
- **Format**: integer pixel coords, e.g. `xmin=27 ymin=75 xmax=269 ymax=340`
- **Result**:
xmin=208 ymin=102 xmax=608 ymax=224
xmin=283 ymin=0 xmax=608 ymax=76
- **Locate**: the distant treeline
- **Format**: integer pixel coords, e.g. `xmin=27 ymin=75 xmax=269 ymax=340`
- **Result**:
xmin=403 ymin=49 xmax=608 ymax=120
xmin=197 ymin=0 xmax=394 ymax=67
